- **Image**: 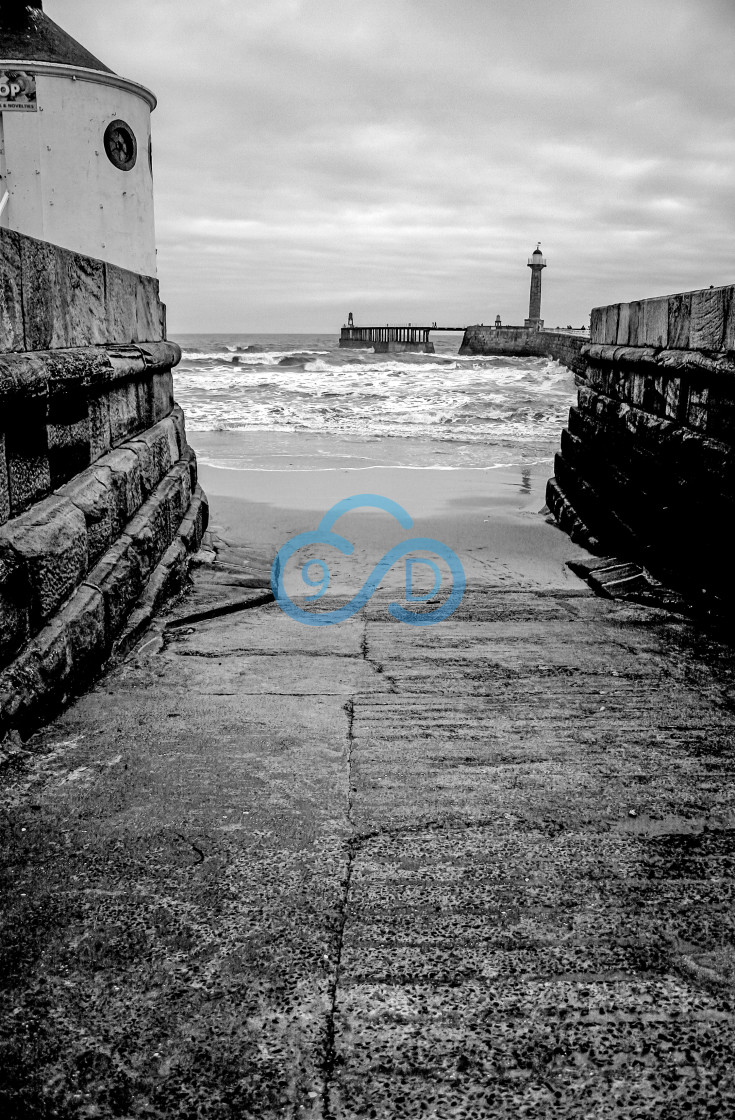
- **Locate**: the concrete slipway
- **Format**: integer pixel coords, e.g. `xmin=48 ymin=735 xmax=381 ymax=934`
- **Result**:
xmin=1 ymin=536 xmax=735 ymax=1118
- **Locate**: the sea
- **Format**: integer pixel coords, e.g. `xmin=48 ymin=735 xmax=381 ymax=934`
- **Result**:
xmin=171 ymin=332 xmax=576 ymax=473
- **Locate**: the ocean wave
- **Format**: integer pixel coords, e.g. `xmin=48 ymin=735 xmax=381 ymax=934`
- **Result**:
xmin=187 ymin=414 xmax=567 ymax=444
xmin=171 ymin=334 xmax=576 ymax=456
xmin=179 ymin=348 xmax=330 ymax=365
xmin=277 ymin=354 xmax=314 ymax=367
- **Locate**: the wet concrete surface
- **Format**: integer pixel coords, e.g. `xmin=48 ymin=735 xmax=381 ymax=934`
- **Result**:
xmin=2 ymin=549 xmax=735 ymax=1117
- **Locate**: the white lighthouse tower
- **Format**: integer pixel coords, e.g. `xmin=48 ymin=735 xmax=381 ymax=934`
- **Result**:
xmin=525 ymin=243 xmax=546 ymax=329
xmin=0 ymin=1 xmax=157 ymax=276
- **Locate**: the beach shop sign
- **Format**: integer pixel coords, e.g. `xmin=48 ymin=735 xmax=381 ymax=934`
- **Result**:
xmin=0 ymin=71 xmax=37 ymax=112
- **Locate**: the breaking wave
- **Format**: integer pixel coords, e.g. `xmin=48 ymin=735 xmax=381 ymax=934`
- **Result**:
xmin=172 ymin=331 xmax=575 ymax=454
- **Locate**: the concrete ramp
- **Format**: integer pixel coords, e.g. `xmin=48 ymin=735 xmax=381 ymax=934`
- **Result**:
xmin=2 ymin=554 xmax=734 ymax=1116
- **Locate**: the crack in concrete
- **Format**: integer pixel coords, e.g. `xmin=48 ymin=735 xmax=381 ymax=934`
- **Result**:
xmin=321 ymin=697 xmax=357 ymax=1120
xmin=361 ymin=621 xmax=400 ymax=693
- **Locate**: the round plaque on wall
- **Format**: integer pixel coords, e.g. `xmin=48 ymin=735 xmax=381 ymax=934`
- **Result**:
xmin=103 ymin=119 xmax=137 ymax=171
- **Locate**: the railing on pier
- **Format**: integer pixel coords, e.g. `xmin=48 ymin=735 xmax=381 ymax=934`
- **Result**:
xmin=340 ymin=324 xmax=468 ymax=344
xmin=341 ymin=325 xmax=434 ymax=345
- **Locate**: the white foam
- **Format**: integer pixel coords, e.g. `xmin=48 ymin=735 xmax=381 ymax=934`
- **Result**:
xmin=174 ymin=337 xmax=575 ymax=455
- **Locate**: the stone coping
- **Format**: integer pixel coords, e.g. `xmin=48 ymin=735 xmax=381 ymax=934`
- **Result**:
xmin=582 ymin=343 xmax=735 ymax=381
xmin=0 ymin=342 xmax=181 ymax=406
xmin=590 ymin=285 xmax=735 ymax=352
xmin=1 ymin=227 xmax=166 ymax=352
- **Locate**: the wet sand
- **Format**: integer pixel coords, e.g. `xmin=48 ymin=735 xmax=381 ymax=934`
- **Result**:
xmin=191 ymin=430 xmax=591 ymax=598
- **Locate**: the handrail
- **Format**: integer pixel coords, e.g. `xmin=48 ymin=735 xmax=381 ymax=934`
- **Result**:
xmin=340 ymin=324 xmax=467 ymax=333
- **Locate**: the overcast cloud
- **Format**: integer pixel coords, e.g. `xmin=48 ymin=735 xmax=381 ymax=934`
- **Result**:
xmin=46 ymin=0 xmax=735 ymax=332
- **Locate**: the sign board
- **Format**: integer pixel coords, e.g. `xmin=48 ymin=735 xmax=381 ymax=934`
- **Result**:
xmin=0 ymin=71 xmax=37 ymax=112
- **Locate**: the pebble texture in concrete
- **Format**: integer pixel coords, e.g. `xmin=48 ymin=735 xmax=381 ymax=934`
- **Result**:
xmin=1 ymin=549 xmax=735 ymax=1117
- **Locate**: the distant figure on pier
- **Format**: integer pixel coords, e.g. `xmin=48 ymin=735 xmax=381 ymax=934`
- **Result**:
xmin=348 ymin=312 xmax=354 ymax=327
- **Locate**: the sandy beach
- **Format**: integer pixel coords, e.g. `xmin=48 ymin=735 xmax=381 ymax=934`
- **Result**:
xmin=191 ymin=430 xmax=592 ymax=603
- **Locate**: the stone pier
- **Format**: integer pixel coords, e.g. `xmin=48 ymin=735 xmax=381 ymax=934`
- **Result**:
xmin=460 ymin=325 xmax=589 ymax=373
xmin=547 ymin=283 xmax=735 ymax=607
xmin=0 ymin=228 xmax=207 ymax=736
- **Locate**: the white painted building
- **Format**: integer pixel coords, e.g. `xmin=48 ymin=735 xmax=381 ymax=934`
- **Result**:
xmin=0 ymin=1 xmax=157 ymax=276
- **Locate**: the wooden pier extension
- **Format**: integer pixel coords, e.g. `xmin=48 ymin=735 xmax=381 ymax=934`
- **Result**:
xmin=339 ymin=324 xmax=466 ymax=354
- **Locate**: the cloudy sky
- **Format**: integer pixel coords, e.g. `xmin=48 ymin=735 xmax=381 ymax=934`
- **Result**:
xmin=47 ymin=0 xmax=735 ymax=333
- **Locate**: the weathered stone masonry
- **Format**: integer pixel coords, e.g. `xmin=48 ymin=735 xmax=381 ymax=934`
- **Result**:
xmin=0 ymin=228 xmax=207 ymax=735
xmin=547 ymin=285 xmax=735 ymax=605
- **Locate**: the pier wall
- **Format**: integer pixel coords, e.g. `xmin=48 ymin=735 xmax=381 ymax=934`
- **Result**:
xmin=459 ymin=326 xmax=588 ymax=373
xmin=547 ymin=284 xmax=735 ymax=606
xmin=0 ymin=228 xmax=207 ymax=736
xmin=373 ymin=340 xmax=435 ymax=354
xmin=339 ymin=338 xmax=435 ymax=354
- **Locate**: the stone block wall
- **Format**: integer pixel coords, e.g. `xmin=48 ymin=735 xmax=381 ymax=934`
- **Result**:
xmin=548 ymin=284 xmax=735 ymax=606
xmin=0 ymin=229 xmax=207 ymax=735
xmin=459 ymin=326 xmax=588 ymax=374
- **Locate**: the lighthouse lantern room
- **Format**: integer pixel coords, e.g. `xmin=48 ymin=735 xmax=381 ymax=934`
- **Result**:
xmin=0 ymin=0 xmax=157 ymax=276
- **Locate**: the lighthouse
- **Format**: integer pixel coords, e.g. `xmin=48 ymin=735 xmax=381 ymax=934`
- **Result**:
xmin=525 ymin=243 xmax=546 ymax=329
xmin=0 ymin=1 xmax=156 ymax=275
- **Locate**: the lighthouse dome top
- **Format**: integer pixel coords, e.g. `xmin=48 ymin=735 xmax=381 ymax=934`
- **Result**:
xmin=0 ymin=2 xmax=113 ymax=74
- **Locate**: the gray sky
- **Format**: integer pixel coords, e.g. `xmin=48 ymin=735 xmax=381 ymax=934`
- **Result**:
xmin=47 ymin=0 xmax=735 ymax=333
